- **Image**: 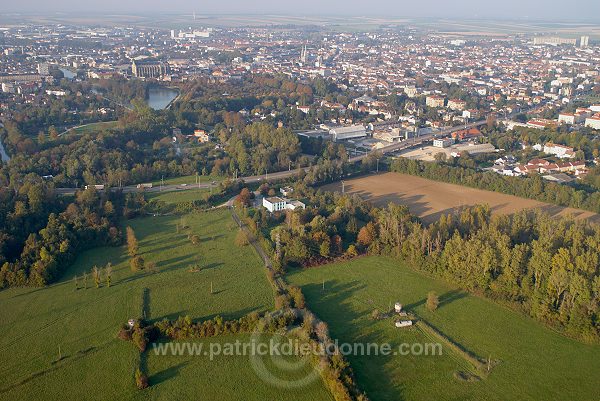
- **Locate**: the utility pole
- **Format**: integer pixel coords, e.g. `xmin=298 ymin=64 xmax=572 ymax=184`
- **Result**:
xmin=341 ymin=181 xmax=345 ymax=194
xmin=376 ymin=158 xmax=380 ymax=173
xmin=265 ymin=169 xmax=268 ymax=181
xmin=289 ymin=161 xmax=291 ymax=171
xmin=161 ymin=176 xmax=164 ymax=192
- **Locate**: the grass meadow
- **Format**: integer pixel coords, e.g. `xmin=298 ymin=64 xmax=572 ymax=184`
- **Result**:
xmin=0 ymin=209 xmax=331 ymax=400
xmin=145 ymin=188 xmax=212 ymax=204
xmin=287 ymin=256 xmax=600 ymax=401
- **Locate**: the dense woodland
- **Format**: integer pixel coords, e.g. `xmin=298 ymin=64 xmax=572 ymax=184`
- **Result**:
xmin=245 ymin=185 xmax=600 ymax=343
xmin=0 ymin=185 xmax=135 ymax=287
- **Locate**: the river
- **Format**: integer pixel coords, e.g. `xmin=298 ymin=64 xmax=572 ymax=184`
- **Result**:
xmin=0 ymin=136 xmax=9 ymax=162
xmin=147 ymin=87 xmax=179 ymax=110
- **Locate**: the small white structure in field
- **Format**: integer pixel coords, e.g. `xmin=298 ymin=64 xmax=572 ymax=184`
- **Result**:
xmin=394 ymin=302 xmax=403 ymax=313
xmin=395 ymin=320 xmax=413 ymax=328
xmin=127 ymin=319 xmax=136 ymax=328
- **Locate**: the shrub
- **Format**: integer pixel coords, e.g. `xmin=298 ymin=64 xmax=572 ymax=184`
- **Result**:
xmin=190 ymin=235 xmax=201 ymax=245
xmin=235 ymin=229 xmax=249 ymax=247
xmin=135 ymin=368 xmax=149 ymax=389
xmin=426 ymin=291 xmax=439 ymax=311
xmin=132 ymin=329 xmax=148 ymax=352
xmin=289 ymin=286 xmax=306 ymax=309
xmin=275 ymin=293 xmax=291 ymax=310
xmin=130 ymin=255 xmax=145 ymax=272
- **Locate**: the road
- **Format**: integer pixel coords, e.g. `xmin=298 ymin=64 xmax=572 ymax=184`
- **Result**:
xmin=53 ymin=169 xmax=304 ymax=195
xmin=53 ymin=120 xmax=488 ymax=195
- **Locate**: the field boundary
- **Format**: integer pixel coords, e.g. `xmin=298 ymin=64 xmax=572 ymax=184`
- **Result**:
xmin=415 ymin=319 xmax=493 ymax=378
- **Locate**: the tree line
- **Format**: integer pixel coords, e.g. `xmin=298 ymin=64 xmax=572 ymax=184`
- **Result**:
xmin=0 ymin=185 xmax=130 ymax=288
xmin=247 ymin=184 xmax=599 ymax=342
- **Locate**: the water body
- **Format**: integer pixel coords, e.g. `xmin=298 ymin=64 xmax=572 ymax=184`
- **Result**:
xmin=147 ymin=87 xmax=179 ymax=110
xmin=0 ymin=137 xmax=10 ymax=163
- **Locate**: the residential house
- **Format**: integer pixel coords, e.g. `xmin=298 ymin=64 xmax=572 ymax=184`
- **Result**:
xmin=543 ymin=143 xmax=575 ymax=159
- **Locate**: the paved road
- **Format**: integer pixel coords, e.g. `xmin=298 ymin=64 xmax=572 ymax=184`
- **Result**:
xmin=54 ymin=169 xmax=307 ymax=195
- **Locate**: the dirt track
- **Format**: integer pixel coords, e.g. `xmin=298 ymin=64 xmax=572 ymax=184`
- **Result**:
xmin=322 ymin=173 xmax=600 ymax=224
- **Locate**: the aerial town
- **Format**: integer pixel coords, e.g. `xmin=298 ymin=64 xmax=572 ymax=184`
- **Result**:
xmin=2 ymin=24 xmax=600 ymax=184
xmin=1 ymin=9 xmax=600 ymax=401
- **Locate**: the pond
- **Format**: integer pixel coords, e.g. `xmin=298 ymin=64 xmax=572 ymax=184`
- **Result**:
xmin=147 ymin=87 xmax=179 ymax=110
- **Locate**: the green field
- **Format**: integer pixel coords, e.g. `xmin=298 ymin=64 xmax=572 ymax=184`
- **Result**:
xmin=144 ymin=335 xmax=334 ymax=401
xmin=288 ymin=256 xmax=600 ymax=401
xmin=151 ymin=175 xmax=221 ymax=187
xmin=0 ymin=209 xmax=331 ymax=400
xmin=61 ymin=121 xmax=119 ymax=136
xmin=145 ymin=188 xmax=211 ymax=203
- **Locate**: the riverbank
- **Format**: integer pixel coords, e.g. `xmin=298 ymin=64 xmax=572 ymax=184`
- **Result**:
xmin=147 ymin=86 xmax=179 ymax=110
xmin=0 ymin=140 xmax=8 ymax=162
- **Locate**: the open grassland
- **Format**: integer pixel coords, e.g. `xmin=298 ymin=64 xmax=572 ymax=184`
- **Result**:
xmin=322 ymin=173 xmax=600 ymax=224
xmin=145 ymin=188 xmax=211 ymax=204
xmin=60 ymin=121 xmax=119 ymax=137
xmin=150 ymin=174 xmax=221 ymax=187
xmin=144 ymin=335 xmax=334 ymax=401
xmin=287 ymin=256 xmax=600 ymax=401
xmin=0 ymin=209 xmax=331 ymax=400
xmin=72 ymin=121 xmax=119 ymax=134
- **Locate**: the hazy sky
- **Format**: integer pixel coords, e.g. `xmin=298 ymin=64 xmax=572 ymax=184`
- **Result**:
xmin=4 ymin=0 xmax=600 ymax=21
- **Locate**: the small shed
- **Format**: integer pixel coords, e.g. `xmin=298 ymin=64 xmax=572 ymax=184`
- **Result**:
xmin=394 ymin=302 xmax=403 ymax=313
xmin=395 ymin=320 xmax=413 ymax=328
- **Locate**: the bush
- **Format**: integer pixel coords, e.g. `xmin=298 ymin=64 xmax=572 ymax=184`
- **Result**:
xmin=135 ymin=368 xmax=149 ymax=389
xmin=117 ymin=326 xmax=132 ymax=341
xmin=288 ymin=286 xmax=306 ymax=309
xmin=426 ymin=291 xmax=439 ymax=311
xmin=130 ymin=255 xmax=145 ymax=272
xmin=132 ymin=328 xmax=148 ymax=352
xmin=235 ymin=229 xmax=249 ymax=247
xmin=190 ymin=234 xmax=201 ymax=245
xmin=275 ymin=293 xmax=291 ymax=310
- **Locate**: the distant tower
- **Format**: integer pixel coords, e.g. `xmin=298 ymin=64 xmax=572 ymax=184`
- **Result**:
xmin=580 ymin=36 xmax=590 ymax=48
xmin=193 ymin=11 xmax=196 ymax=21
xmin=300 ymin=45 xmax=308 ymax=64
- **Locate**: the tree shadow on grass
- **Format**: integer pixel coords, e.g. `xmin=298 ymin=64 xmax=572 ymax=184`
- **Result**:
xmin=149 ymin=361 xmax=189 ymax=386
xmin=438 ymin=289 xmax=468 ymax=309
xmin=150 ymin=307 xmax=260 ymax=325
xmin=298 ymin=279 xmax=407 ymax=401
xmin=404 ymin=289 xmax=468 ymax=312
xmin=203 ymin=262 xmax=224 ymax=270
xmin=114 ymin=255 xmax=197 ymax=287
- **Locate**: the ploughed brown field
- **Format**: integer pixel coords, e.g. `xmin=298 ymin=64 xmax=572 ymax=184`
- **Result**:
xmin=322 ymin=172 xmax=600 ymax=224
